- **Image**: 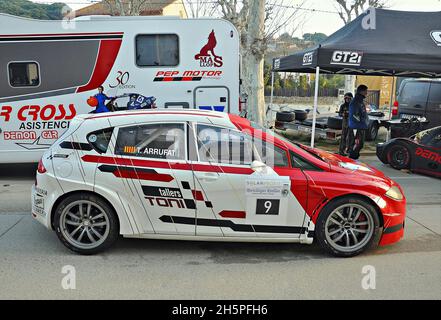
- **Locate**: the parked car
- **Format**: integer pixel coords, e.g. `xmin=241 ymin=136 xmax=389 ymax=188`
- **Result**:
xmin=391 ymin=79 xmax=441 ymax=137
xmin=32 ymin=110 xmax=406 ymax=257
xmin=377 ymin=126 xmax=441 ymax=178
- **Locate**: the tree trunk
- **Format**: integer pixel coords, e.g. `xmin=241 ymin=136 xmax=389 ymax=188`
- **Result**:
xmin=242 ymin=50 xmax=265 ymax=124
xmin=243 ymin=0 xmax=265 ymax=125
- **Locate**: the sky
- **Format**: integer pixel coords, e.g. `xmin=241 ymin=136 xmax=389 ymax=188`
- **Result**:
xmin=31 ymin=0 xmax=441 ymax=37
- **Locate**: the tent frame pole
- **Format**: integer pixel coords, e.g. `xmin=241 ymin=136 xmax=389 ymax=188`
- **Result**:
xmin=386 ymin=75 xmax=396 ymax=141
xmin=270 ymin=71 xmax=275 ymax=109
xmin=311 ymin=67 xmax=320 ymax=148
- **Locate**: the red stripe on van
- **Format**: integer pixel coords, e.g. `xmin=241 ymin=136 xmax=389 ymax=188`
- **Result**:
xmin=77 ymin=39 xmax=122 ymax=93
xmin=86 ymin=111 xmax=224 ymax=120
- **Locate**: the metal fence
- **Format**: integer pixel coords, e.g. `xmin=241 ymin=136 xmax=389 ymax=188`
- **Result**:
xmin=265 ymin=87 xmax=339 ymax=97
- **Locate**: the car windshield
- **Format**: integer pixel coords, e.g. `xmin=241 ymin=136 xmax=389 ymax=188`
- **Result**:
xmin=249 ymin=121 xmax=326 ymax=162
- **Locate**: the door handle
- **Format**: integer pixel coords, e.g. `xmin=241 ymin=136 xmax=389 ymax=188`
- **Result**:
xmin=196 ymin=172 xmax=219 ymax=182
xmin=414 ymin=104 xmax=423 ymax=108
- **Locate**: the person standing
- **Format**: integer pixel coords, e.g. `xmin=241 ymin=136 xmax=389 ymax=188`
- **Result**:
xmin=94 ymin=86 xmax=114 ymax=113
xmin=348 ymin=85 xmax=369 ymax=160
xmin=338 ymin=92 xmax=353 ymax=156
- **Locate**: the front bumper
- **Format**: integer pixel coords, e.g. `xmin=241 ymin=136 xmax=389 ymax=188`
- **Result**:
xmin=377 ymin=191 xmax=406 ymax=246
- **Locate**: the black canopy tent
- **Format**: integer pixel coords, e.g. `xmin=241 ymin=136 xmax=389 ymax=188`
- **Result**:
xmin=271 ymin=9 xmax=441 ymax=147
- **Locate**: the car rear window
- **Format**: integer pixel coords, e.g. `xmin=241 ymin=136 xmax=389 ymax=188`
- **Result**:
xmin=87 ymin=128 xmax=114 ymax=153
xmin=400 ymin=82 xmax=430 ymax=103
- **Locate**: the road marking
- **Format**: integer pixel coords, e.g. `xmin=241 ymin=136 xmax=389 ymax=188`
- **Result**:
xmin=406 ymin=216 xmax=441 ymax=237
xmin=0 ymin=216 xmax=24 ymax=240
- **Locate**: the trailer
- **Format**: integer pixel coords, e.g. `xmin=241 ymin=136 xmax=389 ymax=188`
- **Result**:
xmin=0 ymin=14 xmax=240 ymax=163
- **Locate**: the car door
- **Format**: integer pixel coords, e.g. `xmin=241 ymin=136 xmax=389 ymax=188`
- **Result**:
xmin=191 ymin=123 xmax=305 ymax=238
xmin=108 ymin=121 xmax=197 ymax=236
xmin=426 ymin=82 xmax=441 ymax=127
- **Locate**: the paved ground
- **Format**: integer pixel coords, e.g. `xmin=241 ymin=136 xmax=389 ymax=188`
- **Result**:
xmin=0 ymin=158 xmax=440 ymax=300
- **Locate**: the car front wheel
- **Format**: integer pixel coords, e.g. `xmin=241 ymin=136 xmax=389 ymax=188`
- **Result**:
xmin=315 ymin=197 xmax=381 ymax=257
xmin=387 ymin=144 xmax=411 ymax=170
xmin=54 ymin=193 xmax=119 ymax=255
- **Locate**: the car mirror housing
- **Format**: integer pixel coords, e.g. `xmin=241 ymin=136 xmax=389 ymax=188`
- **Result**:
xmin=251 ymin=160 xmax=277 ymax=175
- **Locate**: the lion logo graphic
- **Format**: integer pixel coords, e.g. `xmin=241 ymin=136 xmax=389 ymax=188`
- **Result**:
xmin=195 ymin=30 xmax=223 ymax=67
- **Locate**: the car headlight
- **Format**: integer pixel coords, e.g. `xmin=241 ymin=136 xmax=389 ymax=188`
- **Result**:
xmin=385 ymin=186 xmax=404 ymax=200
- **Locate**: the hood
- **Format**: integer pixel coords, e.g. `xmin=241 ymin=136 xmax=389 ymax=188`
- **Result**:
xmin=298 ymin=144 xmax=388 ymax=179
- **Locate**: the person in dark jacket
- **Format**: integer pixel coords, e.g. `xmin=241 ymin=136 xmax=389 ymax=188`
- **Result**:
xmin=94 ymin=86 xmax=114 ymax=113
xmin=338 ymin=92 xmax=353 ymax=156
xmin=348 ymin=85 xmax=369 ymax=160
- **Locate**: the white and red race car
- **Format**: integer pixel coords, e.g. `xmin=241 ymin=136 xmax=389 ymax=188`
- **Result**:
xmin=32 ymin=110 xmax=406 ymax=257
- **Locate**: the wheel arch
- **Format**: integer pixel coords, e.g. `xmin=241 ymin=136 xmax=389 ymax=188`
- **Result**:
xmin=50 ymin=190 xmax=121 ymax=231
xmin=314 ymin=193 xmax=384 ymax=228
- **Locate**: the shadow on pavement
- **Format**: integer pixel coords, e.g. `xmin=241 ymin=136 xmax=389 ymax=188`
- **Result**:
xmin=0 ymin=163 xmax=37 ymax=179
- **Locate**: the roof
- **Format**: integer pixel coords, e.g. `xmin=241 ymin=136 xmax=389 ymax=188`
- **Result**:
xmin=70 ymin=0 xmax=181 ymax=18
xmin=273 ymin=9 xmax=441 ymax=78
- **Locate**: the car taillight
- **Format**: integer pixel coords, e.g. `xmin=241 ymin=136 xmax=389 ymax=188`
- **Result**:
xmin=392 ymin=100 xmax=399 ymax=116
xmin=37 ymin=158 xmax=47 ymax=174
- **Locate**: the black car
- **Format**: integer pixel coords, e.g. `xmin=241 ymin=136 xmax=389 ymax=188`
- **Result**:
xmin=391 ymin=79 xmax=441 ymax=138
xmin=377 ymin=126 xmax=441 ymax=178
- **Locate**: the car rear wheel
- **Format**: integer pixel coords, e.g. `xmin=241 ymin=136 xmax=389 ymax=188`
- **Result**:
xmin=366 ymin=122 xmax=379 ymax=141
xmin=54 ymin=193 xmax=119 ymax=255
xmin=387 ymin=144 xmax=411 ymax=170
xmin=315 ymin=197 xmax=381 ymax=257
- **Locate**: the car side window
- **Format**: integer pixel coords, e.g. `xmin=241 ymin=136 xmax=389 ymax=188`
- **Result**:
xmin=290 ymin=151 xmax=322 ymax=171
xmin=87 ymin=128 xmax=114 ymax=154
xmin=251 ymin=138 xmax=289 ymax=167
xmin=400 ymin=82 xmax=430 ymax=104
xmin=115 ymin=123 xmax=186 ymax=160
xmin=196 ymin=125 xmax=253 ymax=165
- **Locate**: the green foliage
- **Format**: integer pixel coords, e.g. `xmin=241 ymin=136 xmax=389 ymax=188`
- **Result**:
xmin=0 ymin=0 xmax=70 ymax=20
xmin=303 ymin=32 xmax=328 ymax=44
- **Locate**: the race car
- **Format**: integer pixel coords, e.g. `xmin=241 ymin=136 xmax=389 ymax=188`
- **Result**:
xmin=32 ymin=110 xmax=406 ymax=257
xmin=377 ymin=126 xmax=441 ymax=178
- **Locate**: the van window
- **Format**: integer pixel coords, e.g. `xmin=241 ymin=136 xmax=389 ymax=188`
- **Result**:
xmin=8 ymin=62 xmax=40 ymax=87
xmin=115 ymin=123 xmax=185 ymax=160
xmin=400 ymin=82 xmax=430 ymax=103
xmin=428 ymin=83 xmax=441 ymax=103
xmin=136 ymin=34 xmax=179 ymax=67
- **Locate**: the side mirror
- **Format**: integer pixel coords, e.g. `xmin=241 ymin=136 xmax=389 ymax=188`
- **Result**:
xmin=250 ymin=160 xmax=277 ymax=175
xmin=251 ymin=160 xmax=266 ymax=172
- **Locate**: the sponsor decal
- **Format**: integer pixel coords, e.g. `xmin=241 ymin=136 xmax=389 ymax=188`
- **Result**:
xmin=3 ymin=131 xmax=37 ymax=140
xmin=142 ymin=185 xmax=194 ymax=209
xmin=430 ymin=30 xmax=441 ymax=46
xmin=331 ymin=51 xmax=363 ymax=66
xmin=273 ymin=58 xmax=281 ymax=69
xmin=302 ymin=52 xmax=314 ymax=66
xmin=123 ymin=146 xmax=137 ymax=154
xmin=15 ymin=137 xmax=52 ymax=150
xmin=153 ymin=70 xmax=222 ymax=82
xmin=195 ymin=30 xmax=223 ymax=68
xmin=109 ymin=71 xmax=135 ymax=89
xmin=415 ymin=147 xmax=441 ymax=164
xmin=41 ymin=130 xmax=59 ymax=140
xmin=0 ymin=104 xmax=76 ymax=122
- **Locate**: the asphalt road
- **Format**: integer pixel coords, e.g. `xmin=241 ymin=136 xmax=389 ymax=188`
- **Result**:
xmin=0 ymin=157 xmax=440 ymax=300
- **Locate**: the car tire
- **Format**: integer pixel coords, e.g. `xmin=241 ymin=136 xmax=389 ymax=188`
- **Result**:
xmin=315 ymin=197 xmax=381 ymax=257
xmin=327 ymin=116 xmax=343 ymax=130
xmin=294 ymin=109 xmax=308 ymax=121
xmin=366 ymin=122 xmax=379 ymax=141
xmin=54 ymin=193 xmax=119 ymax=255
xmin=387 ymin=143 xmax=411 ymax=170
xmin=276 ymin=111 xmax=295 ymax=122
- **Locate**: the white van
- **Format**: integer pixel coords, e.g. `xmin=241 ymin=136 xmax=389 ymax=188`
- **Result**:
xmin=0 ymin=14 xmax=240 ymax=163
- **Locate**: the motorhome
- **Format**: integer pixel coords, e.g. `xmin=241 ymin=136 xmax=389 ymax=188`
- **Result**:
xmin=0 ymin=14 xmax=240 ymax=163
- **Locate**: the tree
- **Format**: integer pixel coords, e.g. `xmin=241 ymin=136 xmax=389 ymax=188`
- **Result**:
xmin=333 ymin=0 xmax=389 ymax=92
xmin=0 ymin=0 xmax=70 ymax=20
xmin=183 ymin=0 xmax=218 ymax=18
xmin=303 ymin=32 xmax=327 ymax=45
xmin=216 ymin=0 xmax=307 ymax=124
xmin=102 ymin=0 xmax=154 ymax=16
xmin=334 ymin=0 xmax=388 ymax=24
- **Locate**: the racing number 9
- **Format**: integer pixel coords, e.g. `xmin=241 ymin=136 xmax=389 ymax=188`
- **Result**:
xmin=256 ymin=199 xmax=280 ymax=215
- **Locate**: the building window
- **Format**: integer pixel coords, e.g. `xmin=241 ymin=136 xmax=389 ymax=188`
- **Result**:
xmin=136 ymin=34 xmax=179 ymax=67
xmin=8 ymin=62 xmax=40 ymax=87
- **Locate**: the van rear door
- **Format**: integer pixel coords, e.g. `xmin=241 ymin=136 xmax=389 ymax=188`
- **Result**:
xmin=398 ymin=81 xmax=430 ymax=119
xmin=426 ymin=82 xmax=441 ymax=127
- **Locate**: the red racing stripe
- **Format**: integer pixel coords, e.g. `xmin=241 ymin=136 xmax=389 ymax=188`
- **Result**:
xmin=114 ymin=169 xmax=174 ymax=182
xmin=219 ymin=210 xmax=246 ymax=219
xmin=81 ymin=155 xmax=253 ymax=175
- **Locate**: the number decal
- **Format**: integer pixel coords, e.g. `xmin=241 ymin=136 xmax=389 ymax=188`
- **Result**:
xmin=109 ymin=71 xmax=130 ymax=88
xmin=256 ymin=199 xmax=280 ymax=215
